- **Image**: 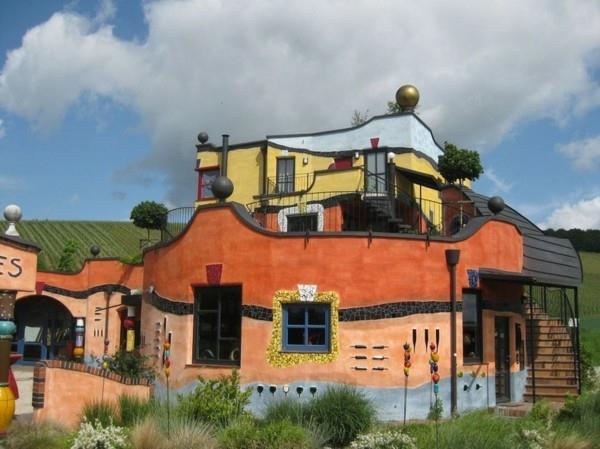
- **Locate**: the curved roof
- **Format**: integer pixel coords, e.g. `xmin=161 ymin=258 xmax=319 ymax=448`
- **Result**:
xmin=267 ymin=112 xmax=444 ymax=161
xmin=461 ymin=187 xmax=582 ymax=287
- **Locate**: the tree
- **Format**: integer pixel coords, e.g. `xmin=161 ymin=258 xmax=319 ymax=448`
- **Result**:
xmin=130 ymin=201 xmax=168 ymax=239
xmin=387 ymin=100 xmax=402 ymax=114
xmin=57 ymin=240 xmax=80 ymax=272
xmin=438 ymin=142 xmax=484 ymax=185
xmin=350 ymin=109 xmax=369 ymax=126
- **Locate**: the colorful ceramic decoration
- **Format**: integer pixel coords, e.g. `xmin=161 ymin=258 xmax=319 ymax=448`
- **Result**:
xmin=266 ymin=290 xmax=339 ymax=368
xmin=206 ymin=263 xmax=223 ymax=285
xmin=403 ymin=342 xmax=411 ymax=377
xmin=163 ymin=340 xmax=171 ymax=378
xmin=429 ymin=342 xmax=440 ymax=394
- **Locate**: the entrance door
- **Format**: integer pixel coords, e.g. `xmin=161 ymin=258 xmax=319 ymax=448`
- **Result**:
xmin=495 ymin=317 xmax=511 ymax=403
xmin=276 ymin=158 xmax=295 ymax=193
xmin=365 ymin=152 xmax=387 ymax=194
xmin=14 ymin=296 xmax=74 ymax=362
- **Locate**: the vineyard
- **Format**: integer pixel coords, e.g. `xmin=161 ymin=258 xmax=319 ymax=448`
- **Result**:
xmin=0 ymin=221 xmax=160 ymax=271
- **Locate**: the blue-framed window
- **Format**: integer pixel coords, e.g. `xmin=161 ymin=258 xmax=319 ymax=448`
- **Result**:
xmin=283 ymin=303 xmax=330 ymax=352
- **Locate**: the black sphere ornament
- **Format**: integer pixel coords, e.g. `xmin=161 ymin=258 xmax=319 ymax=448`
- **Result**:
xmin=90 ymin=245 xmax=101 ymax=257
xmin=211 ymin=176 xmax=234 ymax=200
xmin=197 ymin=132 xmax=209 ymax=144
xmin=488 ymin=196 xmax=505 ymax=215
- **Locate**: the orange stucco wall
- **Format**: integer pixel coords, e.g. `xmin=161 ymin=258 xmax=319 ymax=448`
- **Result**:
xmin=138 ymin=204 xmax=525 ymax=391
xmin=36 ymin=259 xmax=143 ymax=291
xmin=0 ymin=239 xmax=38 ymax=292
xmin=34 ymin=365 xmax=151 ymax=428
xmin=15 ymin=259 xmax=144 ymax=360
xmin=142 ymin=205 xmax=523 ymax=306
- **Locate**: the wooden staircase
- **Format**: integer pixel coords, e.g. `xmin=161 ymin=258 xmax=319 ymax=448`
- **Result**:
xmin=525 ymin=304 xmax=579 ymax=402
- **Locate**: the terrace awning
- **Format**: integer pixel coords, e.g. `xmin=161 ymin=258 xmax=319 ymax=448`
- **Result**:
xmin=395 ymin=167 xmax=441 ymax=190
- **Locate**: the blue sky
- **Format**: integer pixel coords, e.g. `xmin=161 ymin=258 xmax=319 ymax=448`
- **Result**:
xmin=1 ymin=0 xmax=600 ymax=228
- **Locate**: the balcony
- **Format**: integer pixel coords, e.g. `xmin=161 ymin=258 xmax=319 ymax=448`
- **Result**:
xmin=264 ymin=167 xmax=364 ymax=196
xmin=246 ymin=190 xmax=474 ymax=236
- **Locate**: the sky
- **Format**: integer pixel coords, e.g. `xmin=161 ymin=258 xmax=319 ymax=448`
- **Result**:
xmin=1 ymin=0 xmax=600 ymax=229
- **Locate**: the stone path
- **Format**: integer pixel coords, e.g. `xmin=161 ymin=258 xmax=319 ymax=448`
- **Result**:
xmin=13 ymin=365 xmax=33 ymax=422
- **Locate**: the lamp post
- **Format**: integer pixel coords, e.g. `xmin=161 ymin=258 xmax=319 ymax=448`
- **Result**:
xmin=445 ymin=249 xmax=460 ymax=415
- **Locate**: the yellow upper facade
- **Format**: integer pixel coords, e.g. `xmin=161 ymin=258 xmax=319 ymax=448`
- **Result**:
xmin=194 ymin=110 xmax=461 ymax=234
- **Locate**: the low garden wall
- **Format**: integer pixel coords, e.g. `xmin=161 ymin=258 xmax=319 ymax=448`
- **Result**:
xmin=32 ymin=360 xmax=153 ymax=428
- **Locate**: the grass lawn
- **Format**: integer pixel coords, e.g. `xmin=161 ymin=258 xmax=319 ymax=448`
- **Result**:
xmin=579 ymin=252 xmax=600 ymax=365
xmin=579 ymin=252 xmax=600 ymax=318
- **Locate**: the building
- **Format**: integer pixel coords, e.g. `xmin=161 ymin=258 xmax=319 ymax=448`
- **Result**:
xmin=12 ymin=86 xmax=582 ymax=420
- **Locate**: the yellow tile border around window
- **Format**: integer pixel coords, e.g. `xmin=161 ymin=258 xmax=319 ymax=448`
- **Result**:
xmin=266 ymin=290 xmax=339 ymax=368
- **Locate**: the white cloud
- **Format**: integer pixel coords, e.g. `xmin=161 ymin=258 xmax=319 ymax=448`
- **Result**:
xmin=557 ymin=135 xmax=600 ymax=171
xmin=0 ymin=118 xmax=5 ymax=139
xmin=483 ymin=168 xmax=514 ymax=194
xmin=1 ymin=1 xmax=600 ymax=206
xmin=94 ymin=0 xmax=116 ymax=25
xmin=539 ymin=196 xmax=600 ymax=229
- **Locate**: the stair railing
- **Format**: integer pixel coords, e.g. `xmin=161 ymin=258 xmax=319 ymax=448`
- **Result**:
xmin=529 ymin=286 xmax=580 ymax=394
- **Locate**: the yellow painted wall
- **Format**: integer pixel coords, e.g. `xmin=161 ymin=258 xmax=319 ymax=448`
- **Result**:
xmin=195 ymin=146 xmax=262 ymax=206
xmin=194 ymin=146 xmax=448 ymax=221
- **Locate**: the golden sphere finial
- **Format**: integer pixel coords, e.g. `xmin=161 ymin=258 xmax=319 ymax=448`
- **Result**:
xmin=395 ymin=85 xmax=420 ymax=111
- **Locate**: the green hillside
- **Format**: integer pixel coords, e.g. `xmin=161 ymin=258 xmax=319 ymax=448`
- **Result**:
xmin=1 ymin=221 xmax=160 ymax=271
xmin=580 ymin=252 xmax=600 ymax=319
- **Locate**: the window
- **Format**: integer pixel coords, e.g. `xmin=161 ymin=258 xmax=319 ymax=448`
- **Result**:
xmin=193 ymin=286 xmax=241 ymax=365
xmin=462 ymin=290 xmax=482 ymax=363
xmin=365 ymin=152 xmax=387 ymax=194
xmin=197 ymin=167 xmax=219 ymax=200
xmin=276 ymin=157 xmax=295 ymax=193
xmin=287 ymin=213 xmax=318 ymax=232
xmin=283 ymin=303 xmax=330 ymax=352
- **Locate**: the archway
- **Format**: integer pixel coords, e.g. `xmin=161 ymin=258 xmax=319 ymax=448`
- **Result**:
xmin=14 ymin=296 xmax=75 ymax=362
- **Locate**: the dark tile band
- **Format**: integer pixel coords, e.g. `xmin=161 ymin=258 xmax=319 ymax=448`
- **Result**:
xmin=43 ymin=284 xmax=130 ymax=299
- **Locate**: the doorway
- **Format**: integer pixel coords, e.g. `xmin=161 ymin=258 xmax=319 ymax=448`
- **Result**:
xmin=365 ymin=152 xmax=387 ymax=194
xmin=14 ymin=296 xmax=74 ymax=362
xmin=495 ymin=317 xmax=511 ymax=403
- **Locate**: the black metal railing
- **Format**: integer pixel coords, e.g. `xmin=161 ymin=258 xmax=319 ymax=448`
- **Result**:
xmin=246 ymin=190 xmax=472 ymax=235
xmin=266 ymin=173 xmax=314 ymax=195
xmin=529 ymin=285 xmax=580 ymax=394
xmin=161 ymin=207 xmax=196 ymax=243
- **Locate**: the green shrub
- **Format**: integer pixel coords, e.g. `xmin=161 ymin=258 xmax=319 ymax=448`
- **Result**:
xmin=427 ymin=398 xmax=444 ymax=421
xmin=579 ymin=344 xmax=598 ymax=391
xmin=528 ymin=399 xmax=555 ymax=427
xmin=304 ymin=385 xmax=375 ymax=448
xmin=81 ymin=400 xmax=118 ymax=427
xmin=436 ymin=411 xmax=516 ymax=449
xmin=5 ymin=421 xmax=69 ymax=449
xmin=349 ymin=429 xmax=417 ymax=449
xmin=102 ymin=349 xmax=156 ymax=382
xmin=217 ymin=417 xmax=260 ymax=449
xmin=176 ymin=370 xmax=251 ymax=426
xmin=554 ymin=390 xmax=600 ymax=439
xmin=264 ymin=398 xmax=309 ymax=425
xmin=117 ymin=394 xmax=156 ymax=427
xmin=218 ymin=417 xmax=312 ymax=449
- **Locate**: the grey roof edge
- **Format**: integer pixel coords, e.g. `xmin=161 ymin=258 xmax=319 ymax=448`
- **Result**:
xmin=457 ymin=186 xmax=582 ymax=285
xmin=0 ymin=234 xmax=41 ymax=252
xmin=266 ymin=111 xmax=445 ymax=153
